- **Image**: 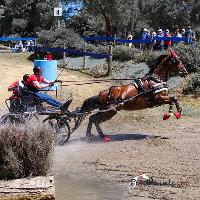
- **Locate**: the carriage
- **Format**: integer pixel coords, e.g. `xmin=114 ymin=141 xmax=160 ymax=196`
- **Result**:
xmin=0 ymin=50 xmax=189 ymax=144
xmin=0 ymin=88 xmax=83 ymax=145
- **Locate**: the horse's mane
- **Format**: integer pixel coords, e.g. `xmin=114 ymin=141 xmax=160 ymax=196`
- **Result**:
xmin=145 ymin=54 xmax=168 ymax=76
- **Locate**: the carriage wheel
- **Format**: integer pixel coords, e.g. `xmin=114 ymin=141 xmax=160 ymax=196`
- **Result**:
xmin=43 ymin=117 xmax=71 ymax=145
xmin=0 ymin=113 xmax=39 ymax=125
xmin=23 ymin=113 xmax=39 ymax=124
xmin=56 ymin=121 xmax=71 ymax=145
xmin=0 ymin=113 xmax=26 ymax=125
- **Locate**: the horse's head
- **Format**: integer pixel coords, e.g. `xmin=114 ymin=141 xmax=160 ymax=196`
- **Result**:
xmin=165 ymin=49 xmax=188 ymax=78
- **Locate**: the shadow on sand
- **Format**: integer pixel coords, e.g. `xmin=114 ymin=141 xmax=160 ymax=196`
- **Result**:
xmin=65 ymin=132 xmax=168 ymax=145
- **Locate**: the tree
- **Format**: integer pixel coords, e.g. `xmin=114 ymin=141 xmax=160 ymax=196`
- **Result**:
xmin=1 ymin=0 xmax=54 ymax=36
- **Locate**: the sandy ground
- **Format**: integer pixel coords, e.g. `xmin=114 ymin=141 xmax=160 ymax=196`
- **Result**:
xmin=0 ymin=53 xmax=200 ymax=200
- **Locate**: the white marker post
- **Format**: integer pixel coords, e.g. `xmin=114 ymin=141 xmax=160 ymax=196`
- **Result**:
xmin=54 ymin=7 xmax=62 ymax=28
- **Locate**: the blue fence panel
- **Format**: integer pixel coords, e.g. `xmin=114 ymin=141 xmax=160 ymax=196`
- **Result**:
xmin=0 ymin=37 xmax=37 ymax=41
xmin=83 ymin=36 xmax=115 ymax=42
xmin=83 ymin=36 xmax=188 ymax=43
xmin=34 ymin=46 xmax=110 ymax=59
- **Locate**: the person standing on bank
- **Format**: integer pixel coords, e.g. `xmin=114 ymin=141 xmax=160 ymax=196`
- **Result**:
xmin=127 ymin=31 xmax=133 ymax=48
xmin=163 ymin=29 xmax=172 ymax=50
xmin=25 ymin=66 xmax=69 ymax=111
xmin=185 ymin=26 xmax=196 ymax=45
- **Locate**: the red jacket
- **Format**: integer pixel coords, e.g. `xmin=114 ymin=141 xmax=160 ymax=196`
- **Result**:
xmin=26 ymin=74 xmax=44 ymax=91
xmin=164 ymin=33 xmax=172 ymax=46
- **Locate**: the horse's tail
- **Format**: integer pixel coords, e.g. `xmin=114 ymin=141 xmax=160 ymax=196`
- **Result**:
xmin=80 ymin=95 xmax=100 ymax=113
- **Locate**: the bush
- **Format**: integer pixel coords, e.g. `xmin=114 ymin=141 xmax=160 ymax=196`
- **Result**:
xmin=134 ymin=50 xmax=167 ymax=64
xmin=86 ymin=44 xmax=96 ymax=52
xmin=30 ymin=28 xmax=85 ymax=60
xmin=183 ymin=73 xmax=200 ymax=95
xmin=88 ymin=44 xmax=140 ymax=61
xmin=173 ymin=43 xmax=200 ymax=73
xmin=0 ymin=123 xmax=54 ymax=180
xmin=37 ymin=28 xmax=84 ymax=49
xmin=112 ymin=45 xmax=136 ymax=61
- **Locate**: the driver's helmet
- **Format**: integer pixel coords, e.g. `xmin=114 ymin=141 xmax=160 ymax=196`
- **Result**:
xmin=33 ymin=66 xmax=42 ymax=75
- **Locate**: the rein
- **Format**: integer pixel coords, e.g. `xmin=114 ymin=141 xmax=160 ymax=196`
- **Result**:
xmin=60 ymin=78 xmax=136 ymax=87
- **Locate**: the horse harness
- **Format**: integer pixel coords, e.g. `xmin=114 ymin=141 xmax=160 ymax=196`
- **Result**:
xmin=99 ymin=76 xmax=168 ymax=110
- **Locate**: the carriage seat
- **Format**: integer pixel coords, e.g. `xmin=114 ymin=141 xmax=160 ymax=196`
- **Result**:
xmin=20 ymin=90 xmax=42 ymax=112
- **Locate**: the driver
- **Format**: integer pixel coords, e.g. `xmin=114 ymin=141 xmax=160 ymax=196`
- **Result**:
xmin=25 ymin=66 xmax=68 ymax=111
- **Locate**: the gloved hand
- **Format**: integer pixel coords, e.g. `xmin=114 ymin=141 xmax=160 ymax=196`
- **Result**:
xmin=55 ymin=79 xmax=62 ymax=83
xmin=49 ymin=82 xmax=54 ymax=87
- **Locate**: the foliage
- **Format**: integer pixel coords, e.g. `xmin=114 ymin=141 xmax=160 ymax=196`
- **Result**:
xmin=135 ymin=50 xmax=167 ymax=64
xmin=37 ymin=27 xmax=84 ymax=49
xmin=173 ymin=43 xmax=200 ymax=73
xmin=183 ymin=73 xmax=200 ymax=95
xmin=75 ymin=0 xmax=200 ymax=38
xmin=86 ymin=44 xmax=138 ymax=61
xmin=0 ymin=123 xmax=54 ymax=180
xmin=0 ymin=0 xmax=54 ymax=36
xmin=112 ymin=45 xmax=136 ymax=61
xmin=144 ymin=0 xmax=191 ymax=30
xmin=67 ymin=10 xmax=105 ymax=36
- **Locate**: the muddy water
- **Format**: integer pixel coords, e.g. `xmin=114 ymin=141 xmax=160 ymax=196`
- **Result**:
xmin=54 ymin=140 xmax=125 ymax=200
xmin=55 ymin=172 xmax=124 ymax=200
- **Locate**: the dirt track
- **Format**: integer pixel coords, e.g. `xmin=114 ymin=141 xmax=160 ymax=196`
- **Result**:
xmin=1 ymin=53 xmax=200 ymax=200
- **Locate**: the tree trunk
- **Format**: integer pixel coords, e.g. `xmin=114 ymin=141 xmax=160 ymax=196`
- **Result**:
xmin=97 ymin=0 xmax=113 ymax=36
xmin=103 ymin=15 xmax=112 ymax=36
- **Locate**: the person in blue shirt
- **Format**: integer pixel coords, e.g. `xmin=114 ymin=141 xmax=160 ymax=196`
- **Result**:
xmin=140 ymin=28 xmax=148 ymax=51
xmin=185 ymin=26 xmax=196 ymax=45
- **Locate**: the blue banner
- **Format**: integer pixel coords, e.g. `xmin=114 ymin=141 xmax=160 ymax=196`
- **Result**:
xmin=0 ymin=37 xmax=37 ymax=41
xmin=33 ymin=46 xmax=110 ymax=59
xmin=83 ymin=36 xmax=188 ymax=43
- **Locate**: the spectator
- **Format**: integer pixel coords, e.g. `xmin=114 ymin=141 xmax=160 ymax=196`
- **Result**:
xmin=185 ymin=26 xmax=196 ymax=45
xmin=181 ymin=29 xmax=186 ymax=38
xmin=127 ymin=31 xmax=133 ymax=47
xmin=163 ymin=29 xmax=172 ymax=50
xmin=173 ymin=28 xmax=182 ymax=44
xmin=145 ymin=30 xmax=151 ymax=50
xmin=174 ymin=28 xmax=182 ymax=37
xmin=154 ymin=29 xmax=164 ymax=50
xmin=12 ymin=40 xmax=24 ymax=53
xmin=151 ymin=32 xmax=157 ymax=51
xmin=140 ymin=28 xmax=148 ymax=51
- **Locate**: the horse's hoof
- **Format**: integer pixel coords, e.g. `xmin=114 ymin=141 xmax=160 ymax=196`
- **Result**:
xmin=163 ymin=113 xmax=172 ymax=120
xmin=174 ymin=112 xmax=182 ymax=119
xmin=103 ymin=136 xmax=110 ymax=142
xmin=87 ymin=134 xmax=97 ymax=141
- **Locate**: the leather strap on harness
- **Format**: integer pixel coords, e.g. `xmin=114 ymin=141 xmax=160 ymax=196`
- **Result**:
xmin=133 ymin=78 xmax=146 ymax=93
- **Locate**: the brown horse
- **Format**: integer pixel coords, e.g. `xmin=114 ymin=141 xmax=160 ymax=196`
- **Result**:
xmin=79 ymin=50 xmax=188 ymax=141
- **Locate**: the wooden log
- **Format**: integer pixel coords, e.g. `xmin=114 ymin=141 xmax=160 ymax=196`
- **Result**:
xmin=0 ymin=176 xmax=55 ymax=200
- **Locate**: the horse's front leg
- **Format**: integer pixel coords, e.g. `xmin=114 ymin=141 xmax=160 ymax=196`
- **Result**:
xmin=156 ymin=94 xmax=182 ymax=120
xmin=171 ymin=96 xmax=182 ymax=119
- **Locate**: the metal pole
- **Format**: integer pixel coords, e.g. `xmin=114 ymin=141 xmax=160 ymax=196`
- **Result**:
xmin=83 ymin=42 xmax=86 ymax=69
xmin=63 ymin=43 xmax=66 ymax=60
xmin=57 ymin=18 xmax=61 ymax=29
xmin=107 ymin=45 xmax=113 ymax=76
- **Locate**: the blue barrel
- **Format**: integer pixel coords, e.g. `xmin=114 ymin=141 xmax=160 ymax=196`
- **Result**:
xmin=34 ymin=60 xmax=58 ymax=91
